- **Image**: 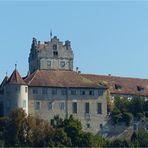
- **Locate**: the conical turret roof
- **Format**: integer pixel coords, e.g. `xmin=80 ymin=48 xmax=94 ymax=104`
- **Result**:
xmin=7 ymin=69 xmax=26 ymax=85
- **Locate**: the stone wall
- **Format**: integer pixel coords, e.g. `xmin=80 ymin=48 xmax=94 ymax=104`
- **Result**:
xmin=28 ymin=86 xmax=107 ymax=133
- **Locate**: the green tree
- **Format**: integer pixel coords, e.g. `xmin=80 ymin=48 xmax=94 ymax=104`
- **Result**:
xmin=63 ymin=115 xmax=82 ymax=146
xmin=110 ymin=139 xmax=132 ymax=147
xmin=130 ymin=96 xmax=145 ymax=117
xmin=4 ymin=108 xmax=27 ymax=147
xmin=111 ymin=107 xmax=122 ymax=124
xmin=136 ymin=130 xmax=148 ymax=147
xmin=123 ymin=112 xmax=133 ymax=126
xmin=48 ymin=128 xmax=71 ymax=147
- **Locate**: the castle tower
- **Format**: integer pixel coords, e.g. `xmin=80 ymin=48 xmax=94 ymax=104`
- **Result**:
xmin=4 ymin=68 xmax=28 ymax=115
xmin=28 ymin=36 xmax=74 ymax=73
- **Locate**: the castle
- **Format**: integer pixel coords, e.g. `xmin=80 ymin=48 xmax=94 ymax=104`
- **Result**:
xmin=0 ymin=35 xmax=148 ymax=133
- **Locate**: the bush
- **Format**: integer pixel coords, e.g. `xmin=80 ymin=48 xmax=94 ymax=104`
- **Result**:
xmin=145 ymin=111 xmax=148 ymax=118
xmin=136 ymin=113 xmax=144 ymax=121
xmin=123 ymin=112 xmax=133 ymax=126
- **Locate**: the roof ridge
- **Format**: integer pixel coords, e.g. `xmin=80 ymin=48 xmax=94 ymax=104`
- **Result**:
xmin=82 ymin=73 xmax=148 ymax=81
xmin=27 ymin=70 xmax=39 ymax=85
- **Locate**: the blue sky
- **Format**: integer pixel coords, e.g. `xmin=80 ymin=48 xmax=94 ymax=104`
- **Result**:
xmin=0 ymin=1 xmax=148 ymax=82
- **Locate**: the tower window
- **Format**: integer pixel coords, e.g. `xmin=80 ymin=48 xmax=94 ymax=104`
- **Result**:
xmin=23 ymin=100 xmax=26 ymax=108
xmin=53 ymin=51 xmax=58 ymax=57
xmin=47 ymin=60 xmax=51 ymax=67
xmin=25 ymin=87 xmax=28 ymax=93
xmin=53 ymin=44 xmax=57 ymax=50
xmin=60 ymin=61 xmax=65 ymax=68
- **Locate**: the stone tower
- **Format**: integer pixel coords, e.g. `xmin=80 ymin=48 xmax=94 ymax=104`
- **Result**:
xmin=3 ymin=68 xmax=28 ymax=115
xmin=29 ymin=36 xmax=74 ymax=73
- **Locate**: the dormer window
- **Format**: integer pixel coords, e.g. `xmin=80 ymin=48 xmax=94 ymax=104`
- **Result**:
xmin=53 ymin=51 xmax=58 ymax=57
xmin=53 ymin=44 xmax=57 ymax=50
xmin=137 ymin=86 xmax=144 ymax=92
xmin=115 ymin=84 xmax=122 ymax=90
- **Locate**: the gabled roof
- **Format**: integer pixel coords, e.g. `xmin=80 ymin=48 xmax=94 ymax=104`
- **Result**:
xmin=25 ymin=70 xmax=105 ymax=88
xmin=7 ymin=69 xmax=26 ymax=85
xmin=82 ymin=74 xmax=148 ymax=96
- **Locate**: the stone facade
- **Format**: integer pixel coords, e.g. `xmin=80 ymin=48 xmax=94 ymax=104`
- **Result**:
xmin=28 ymin=87 xmax=107 ymax=133
xmin=29 ymin=36 xmax=74 ymax=73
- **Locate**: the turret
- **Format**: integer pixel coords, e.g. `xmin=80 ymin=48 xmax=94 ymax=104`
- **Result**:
xmin=4 ymin=68 xmax=28 ymax=116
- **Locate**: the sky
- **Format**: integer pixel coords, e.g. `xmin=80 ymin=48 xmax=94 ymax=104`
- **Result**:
xmin=0 ymin=1 xmax=148 ymax=82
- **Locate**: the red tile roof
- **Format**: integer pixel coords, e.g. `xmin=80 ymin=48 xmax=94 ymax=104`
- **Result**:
xmin=7 ymin=69 xmax=26 ymax=85
xmin=25 ymin=70 xmax=105 ymax=88
xmin=82 ymin=74 xmax=148 ymax=96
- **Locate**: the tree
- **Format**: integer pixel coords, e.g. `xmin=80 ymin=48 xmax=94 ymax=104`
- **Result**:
xmin=63 ymin=115 xmax=82 ymax=146
xmin=136 ymin=130 xmax=148 ymax=147
xmin=48 ymin=128 xmax=71 ymax=147
xmin=4 ymin=108 xmax=27 ymax=147
xmin=110 ymin=139 xmax=132 ymax=147
xmin=130 ymin=96 xmax=145 ymax=117
xmin=111 ymin=107 xmax=122 ymax=124
xmin=123 ymin=112 xmax=133 ymax=126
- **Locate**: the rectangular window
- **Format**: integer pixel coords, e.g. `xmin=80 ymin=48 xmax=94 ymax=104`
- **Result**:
xmin=59 ymin=102 xmax=65 ymax=110
xmin=97 ymin=103 xmax=102 ymax=114
xmin=98 ymin=89 xmax=104 ymax=96
xmin=33 ymin=88 xmax=38 ymax=94
xmin=53 ymin=51 xmax=58 ymax=57
xmin=25 ymin=87 xmax=28 ymax=93
xmin=71 ymin=90 xmax=76 ymax=95
xmin=52 ymin=89 xmax=57 ymax=95
xmin=86 ymin=123 xmax=90 ymax=128
xmin=80 ymin=90 xmax=85 ymax=95
xmin=35 ymin=101 xmax=41 ymax=110
xmin=23 ymin=100 xmax=26 ymax=108
xmin=47 ymin=60 xmax=51 ymax=67
xmin=89 ymin=90 xmax=94 ymax=95
xmin=42 ymin=88 xmax=48 ymax=94
xmin=72 ymin=102 xmax=77 ymax=114
xmin=85 ymin=102 xmax=90 ymax=114
xmin=61 ymin=89 xmax=67 ymax=95
xmin=48 ymin=102 xmax=53 ymax=110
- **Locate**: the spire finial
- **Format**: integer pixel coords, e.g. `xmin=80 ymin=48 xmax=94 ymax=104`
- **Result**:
xmin=50 ymin=29 xmax=52 ymax=40
xmin=15 ymin=63 xmax=17 ymax=70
